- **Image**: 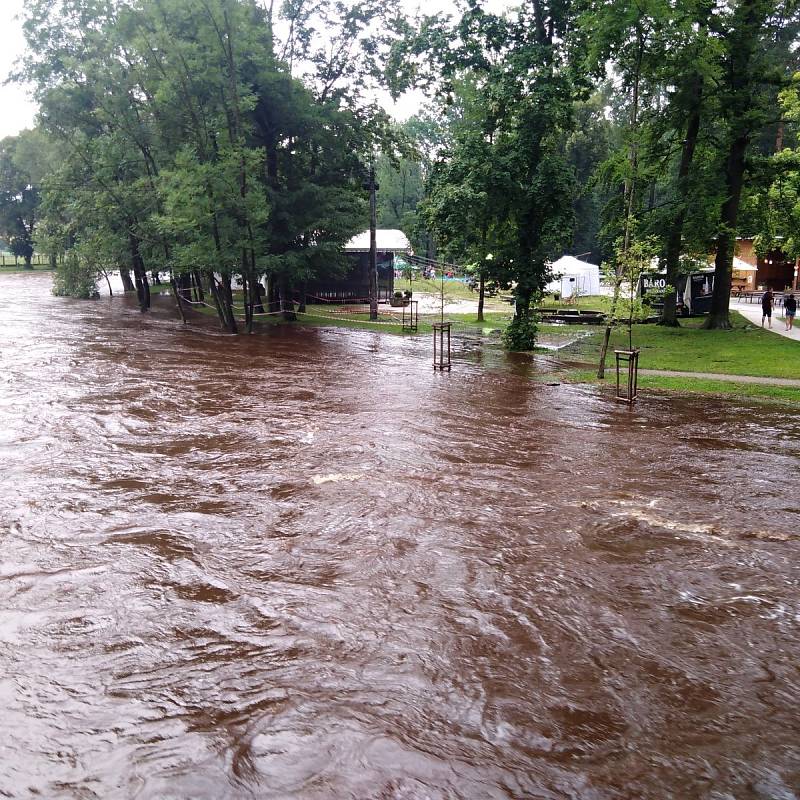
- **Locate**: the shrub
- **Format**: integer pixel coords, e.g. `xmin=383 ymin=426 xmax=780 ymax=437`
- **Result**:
xmin=502 ymin=314 xmax=538 ymax=351
xmin=52 ymin=252 xmax=99 ymax=299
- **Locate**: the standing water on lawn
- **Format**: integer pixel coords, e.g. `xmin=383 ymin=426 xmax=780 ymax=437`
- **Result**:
xmin=1 ymin=271 xmax=799 ymax=799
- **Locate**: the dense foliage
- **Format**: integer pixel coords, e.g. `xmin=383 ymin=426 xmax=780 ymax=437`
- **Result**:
xmin=5 ymin=0 xmax=800 ymax=346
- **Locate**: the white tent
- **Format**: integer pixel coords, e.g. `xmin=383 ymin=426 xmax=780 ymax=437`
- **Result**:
xmin=545 ymin=255 xmax=601 ymax=297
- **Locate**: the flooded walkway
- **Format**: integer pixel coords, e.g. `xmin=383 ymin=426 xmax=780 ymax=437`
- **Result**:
xmin=1 ymin=272 xmax=799 ymax=799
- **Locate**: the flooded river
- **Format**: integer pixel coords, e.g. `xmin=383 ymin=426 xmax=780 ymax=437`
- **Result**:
xmin=1 ymin=272 xmax=799 ymax=799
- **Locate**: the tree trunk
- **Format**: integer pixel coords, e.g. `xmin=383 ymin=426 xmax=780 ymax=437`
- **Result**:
xmin=477 ymin=273 xmax=485 ymax=322
xmin=119 ymin=268 xmax=136 ymax=292
xmin=128 ymin=233 xmax=150 ymax=312
xmin=254 ymin=280 xmax=266 ymax=314
xmin=207 ymin=272 xmax=230 ymax=330
xmin=267 ymin=273 xmax=280 ymax=313
xmin=220 ymin=274 xmax=238 ymax=333
xmin=705 ymin=132 xmax=749 ymax=330
xmin=192 ymin=270 xmax=205 ymax=302
xmin=176 ymin=272 xmax=192 ymax=303
xmin=279 ymin=275 xmax=296 ymax=321
xmin=660 ymin=78 xmax=702 ymax=327
xmin=515 ymin=284 xmax=532 ymax=321
xmin=170 ymin=274 xmax=188 ymax=323
xmin=241 ymin=269 xmax=252 ymax=333
xmin=298 ymin=281 xmax=307 ymax=313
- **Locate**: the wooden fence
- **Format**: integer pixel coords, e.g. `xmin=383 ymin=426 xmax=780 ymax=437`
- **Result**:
xmin=0 ymin=254 xmax=51 ymax=267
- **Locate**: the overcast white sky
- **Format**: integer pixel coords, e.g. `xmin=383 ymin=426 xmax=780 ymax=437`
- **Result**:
xmin=0 ymin=0 xmax=515 ymax=140
xmin=0 ymin=0 xmax=36 ymax=139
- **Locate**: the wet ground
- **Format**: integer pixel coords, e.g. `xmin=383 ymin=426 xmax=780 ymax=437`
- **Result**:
xmin=1 ymin=272 xmax=799 ymax=799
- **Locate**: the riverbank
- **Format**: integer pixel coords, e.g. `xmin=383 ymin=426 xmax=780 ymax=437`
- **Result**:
xmin=0 ymin=264 xmax=54 ymax=273
xmin=288 ymin=304 xmax=800 ymax=401
xmin=129 ymin=282 xmax=800 ymax=402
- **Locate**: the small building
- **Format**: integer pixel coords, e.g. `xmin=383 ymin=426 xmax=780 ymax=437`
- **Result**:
xmin=723 ymin=238 xmax=798 ymax=292
xmin=304 ymin=229 xmax=412 ymax=303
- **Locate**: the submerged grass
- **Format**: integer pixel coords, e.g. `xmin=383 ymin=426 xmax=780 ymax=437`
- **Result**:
xmin=173 ymin=288 xmax=798 ymax=400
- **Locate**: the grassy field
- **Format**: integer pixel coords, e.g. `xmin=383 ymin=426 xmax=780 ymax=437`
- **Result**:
xmin=559 ymin=313 xmax=800 ymax=380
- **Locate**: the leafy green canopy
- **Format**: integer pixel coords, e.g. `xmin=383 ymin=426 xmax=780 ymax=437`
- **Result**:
xmin=18 ymin=0 xmax=400 ymax=309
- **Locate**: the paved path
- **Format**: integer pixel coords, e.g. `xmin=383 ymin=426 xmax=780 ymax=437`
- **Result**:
xmin=730 ymin=300 xmax=800 ymax=342
xmin=639 ymin=369 xmax=800 ymax=387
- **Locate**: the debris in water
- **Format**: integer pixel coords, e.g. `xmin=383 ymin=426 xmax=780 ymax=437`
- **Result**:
xmin=311 ymin=473 xmax=364 ymax=485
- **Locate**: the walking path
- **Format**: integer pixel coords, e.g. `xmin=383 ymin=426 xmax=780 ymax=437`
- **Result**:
xmin=730 ymin=300 xmax=800 ymax=342
xmin=639 ymin=369 xmax=800 ymax=387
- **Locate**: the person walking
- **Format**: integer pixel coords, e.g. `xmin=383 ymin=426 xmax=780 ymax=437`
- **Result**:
xmin=761 ymin=288 xmax=773 ymax=328
xmin=785 ymin=292 xmax=796 ymax=331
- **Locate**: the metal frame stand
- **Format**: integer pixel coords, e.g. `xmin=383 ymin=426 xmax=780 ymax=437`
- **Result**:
xmin=614 ymin=348 xmax=640 ymax=404
xmin=402 ymin=300 xmax=419 ymax=333
xmin=433 ymin=322 xmax=452 ymax=371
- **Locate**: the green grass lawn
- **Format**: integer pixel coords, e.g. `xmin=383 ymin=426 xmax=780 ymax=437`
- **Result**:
xmin=560 ymin=312 xmax=800 ymax=380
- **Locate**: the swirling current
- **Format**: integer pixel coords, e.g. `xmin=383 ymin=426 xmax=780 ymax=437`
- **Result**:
xmin=1 ymin=272 xmax=799 ymax=799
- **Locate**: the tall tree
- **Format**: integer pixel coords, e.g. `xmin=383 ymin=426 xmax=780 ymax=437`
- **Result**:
xmin=0 ymin=132 xmax=44 ymax=269
xmin=705 ymin=0 xmax=800 ymax=329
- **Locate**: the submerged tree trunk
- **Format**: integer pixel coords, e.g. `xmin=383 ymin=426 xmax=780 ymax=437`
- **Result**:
xmin=266 ymin=273 xmax=280 ymax=313
xmin=279 ymin=275 xmax=296 ymax=320
xmin=119 ymin=268 xmax=136 ymax=292
xmin=208 ymin=272 xmax=237 ymax=333
xmin=170 ymin=273 xmax=187 ymax=323
xmin=128 ymin=233 xmax=150 ymax=312
xmin=220 ymin=274 xmax=238 ymax=333
xmin=192 ymin=270 xmax=205 ymax=302
xmin=240 ymin=269 xmax=252 ymax=333
xmin=254 ymin=279 xmax=265 ymax=314
xmin=176 ymin=271 xmax=192 ymax=303
xmin=207 ymin=274 xmax=228 ymax=329
xmin=705 ymin=133 xmax=749 ymax=330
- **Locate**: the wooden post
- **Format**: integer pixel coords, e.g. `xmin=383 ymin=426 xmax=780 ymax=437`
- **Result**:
xmin=367 ymin=165 xmax=379 ymax=321
xmin=614 ymin=348 xmax=640 ymax=404
xmin=402 ymin=299 xmax=418 ymax=332
xmin=433 ymin=322 xmax=452 ymax=371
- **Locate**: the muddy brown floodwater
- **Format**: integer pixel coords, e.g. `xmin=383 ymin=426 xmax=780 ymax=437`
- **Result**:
xmin=1 ymin=272 xmax=799 ymax=800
